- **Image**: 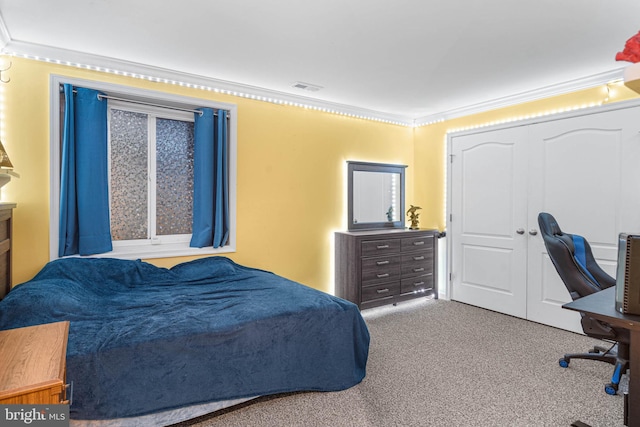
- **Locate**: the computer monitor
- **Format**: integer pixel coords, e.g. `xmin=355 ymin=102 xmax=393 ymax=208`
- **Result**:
xmin=615 ymin=233 xmax=640 ymax=315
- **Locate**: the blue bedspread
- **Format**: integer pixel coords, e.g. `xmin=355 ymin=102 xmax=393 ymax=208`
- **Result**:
xmin=0 ymin=257 xmax=370 ymax=420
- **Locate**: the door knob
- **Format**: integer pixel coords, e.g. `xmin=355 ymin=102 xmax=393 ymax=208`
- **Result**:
xmin=516 ymin=228 xmax=525 ymax=235
xmin=529 ymin=229 xmax=538 ymax=236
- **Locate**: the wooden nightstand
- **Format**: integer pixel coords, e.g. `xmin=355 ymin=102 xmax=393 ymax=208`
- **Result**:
xmin=0 ymin=321 xmax=69 ymax=404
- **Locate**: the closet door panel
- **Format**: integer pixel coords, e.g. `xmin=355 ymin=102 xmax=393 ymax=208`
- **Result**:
xmin=450 ymin=126 xmax=528 ymax=318
xmin=527 ymin=106 xmax=640 ymax=332
xmin=449 ymin=104 xmax=640 ymax=332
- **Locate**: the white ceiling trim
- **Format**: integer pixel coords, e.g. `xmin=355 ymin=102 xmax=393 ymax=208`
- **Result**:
xmin=0 ymin=38 xmax=628 ymax=128
xmin=1 ymin=40 xmax=414 ymax=126
xmin=414 ymin=68 xmax=626 ymax=127
xmin=0 ymin=11 xmax=10 ymax=51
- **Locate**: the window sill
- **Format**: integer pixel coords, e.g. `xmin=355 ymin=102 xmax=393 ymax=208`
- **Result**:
xmin=81 ymin=242 xmax=236 ymax=261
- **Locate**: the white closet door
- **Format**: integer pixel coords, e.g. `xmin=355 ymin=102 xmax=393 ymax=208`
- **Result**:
xmin=450 ymin=126 xmax=529 ymax=318
xmin=527 ymin=106 xmax=640 ymax=332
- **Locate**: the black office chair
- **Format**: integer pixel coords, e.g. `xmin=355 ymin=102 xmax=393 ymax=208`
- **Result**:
xmin=538 ymin=212 xmax=629 ymax=395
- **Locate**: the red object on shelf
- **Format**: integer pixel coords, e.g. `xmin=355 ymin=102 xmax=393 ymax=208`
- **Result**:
xmin=616 ymin=31 xmax=640 ymax=63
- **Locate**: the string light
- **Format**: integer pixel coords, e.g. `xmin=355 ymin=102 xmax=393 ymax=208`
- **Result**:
xmin=416 ymin=79 xmax=624 ymax=130
xmin=5 ymin=52 xmax=412 ymax=127
xmin=5 ymin=52 xmax=623 ymax=130
xmin=441 ymin=101 xmax=606 ymax=134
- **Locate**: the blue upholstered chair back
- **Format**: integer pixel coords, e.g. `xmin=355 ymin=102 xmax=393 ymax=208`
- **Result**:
xmin=538 ymin=212 xmax=615 ymax=301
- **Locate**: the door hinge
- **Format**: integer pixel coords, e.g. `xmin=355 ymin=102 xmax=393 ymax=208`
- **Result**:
xmin=450 ymin=213 xmax=453 ymax=222
xmin=450 ymin=154 xmax=455 ymax=163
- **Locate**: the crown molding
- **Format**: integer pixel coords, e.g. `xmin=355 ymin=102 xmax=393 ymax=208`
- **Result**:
xmin=0 ymin=12 xmax=11 ymax=51
xmin=0 ymin=39 xmax=627 ymax=128
xmin=1 ymin=40 xmax=413 ymax=126
xmin=414 ymin=68 xmax=626 ymax=126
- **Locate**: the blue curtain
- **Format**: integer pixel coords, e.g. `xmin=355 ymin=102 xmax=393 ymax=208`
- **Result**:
xmin=59 ymin=84 xmax=113 ymax=257
xmin=190 ymin=108 xmax=229 ymax=248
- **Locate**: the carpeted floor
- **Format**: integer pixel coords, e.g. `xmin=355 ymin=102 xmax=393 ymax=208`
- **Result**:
xmin=173 ymin=298 xmax=625 ymax=427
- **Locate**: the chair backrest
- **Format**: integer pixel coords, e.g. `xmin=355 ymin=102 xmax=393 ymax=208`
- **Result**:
xmin=537 ymin=212 xmax=615 ymax=300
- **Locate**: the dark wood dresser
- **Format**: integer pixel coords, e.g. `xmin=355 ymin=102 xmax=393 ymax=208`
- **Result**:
xmin=0 ymin=203 xmax=15 ymax=300
xmin=335 ymin=228 xmax=438 ymax=309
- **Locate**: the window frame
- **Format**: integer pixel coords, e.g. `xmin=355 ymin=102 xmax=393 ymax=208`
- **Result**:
xmin=49 ymin=75 xmax=237 ymax=260
xmin=108 ymin=101 xmax=194 ymax=246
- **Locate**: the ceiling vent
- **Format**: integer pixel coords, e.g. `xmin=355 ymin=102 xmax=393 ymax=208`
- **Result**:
xmin=292 ymin=81 xmax=323 ymax=92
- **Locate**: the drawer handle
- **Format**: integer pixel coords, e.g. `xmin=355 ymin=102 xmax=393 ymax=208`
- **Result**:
xmin=376 ymin=288 xmax=390 ymax=294
xmin=377 ymin=244 xmax=390 ymax=249
xmin=413 ymin=256 xmax=425 ymax=261
xmin=376 ymin=260 xmax=390 ymax=265
xmin=376 ymin=273 xmax=390 ymax=278
xmin=413 ymin=268 xmax=425 ymax=273
xmin=413 ymin=241 xmax=425 ymax=246
xmin=413 ymin=281 xmax=425 ymax=287
xmin=65 ymin=381 xmax=74 ymax=405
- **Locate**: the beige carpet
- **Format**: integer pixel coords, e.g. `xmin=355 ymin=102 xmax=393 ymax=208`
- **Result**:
xmin=173 ymin=298 xmax=624 ymax=427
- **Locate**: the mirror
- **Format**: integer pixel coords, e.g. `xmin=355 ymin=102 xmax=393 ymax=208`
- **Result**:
xmin=348 ymin=161 xmax=406 ymax=230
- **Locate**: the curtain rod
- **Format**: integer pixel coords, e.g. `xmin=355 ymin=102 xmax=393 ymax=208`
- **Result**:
xmin=96 ymin=94 xmax=205 ymax=116
xmin=62 ymin=86 xmax=229 ymax=117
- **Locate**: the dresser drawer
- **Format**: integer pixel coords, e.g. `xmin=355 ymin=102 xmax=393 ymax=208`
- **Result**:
xmin=401 ymin=274 xmax=434 ymax=294
xmin=335 ymin=229 xmax=438 ymax=309
xmin=401 ymin=251 xmax=433 ymax=277
xmin=0 ymin=213 xmax=9 ymax=241
xmin=401 ymin=234 xmax=434 ymax=252
xmin=361 ymin=255 xmax=401 ymax=285
xmin=361 ymin=239 xmax=401 ymax=257
xmin=361 ymin=281 xmax=401 ymax=302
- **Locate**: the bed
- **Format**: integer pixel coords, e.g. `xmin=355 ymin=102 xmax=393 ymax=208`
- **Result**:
xmin=0 ymin=256 xmax=370 ymax=424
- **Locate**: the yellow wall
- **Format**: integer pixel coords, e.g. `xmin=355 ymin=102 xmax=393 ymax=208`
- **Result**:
xmin=414 ymin=81 xmax=640 ymax=231
xmin=1 ymin=56 xmax=415 ymax=292
xmin=4 ymin=56 xmax=638 ymax=293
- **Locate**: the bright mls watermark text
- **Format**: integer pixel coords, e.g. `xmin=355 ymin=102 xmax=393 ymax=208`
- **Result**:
xmin=1 ymin=405 xmax=69 ymax=426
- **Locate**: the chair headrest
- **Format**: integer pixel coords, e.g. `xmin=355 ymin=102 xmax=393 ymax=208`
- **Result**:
xmin=538 ymin=212 xmax=563 ymax=237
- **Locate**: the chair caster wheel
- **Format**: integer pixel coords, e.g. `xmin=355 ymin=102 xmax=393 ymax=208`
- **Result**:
xmin=559 ymin=358 xmax=570 ymax=368
xmin=605 ymin=383 xmax=618 ymax=395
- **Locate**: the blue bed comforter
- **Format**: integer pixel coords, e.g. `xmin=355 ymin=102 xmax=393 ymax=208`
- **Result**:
xmin=0 ymin=257 xmax=370 ymax=420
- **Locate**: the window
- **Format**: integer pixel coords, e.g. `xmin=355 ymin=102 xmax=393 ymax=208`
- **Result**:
xmin=109 ymin=103 xmax=195 ymax=246
xmin=50 ymin=76 xmax=237 ymax=260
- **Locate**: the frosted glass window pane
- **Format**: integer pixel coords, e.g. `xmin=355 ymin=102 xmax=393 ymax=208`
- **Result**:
xmin=110 ymin=109 xmax=148 ymax=240
xmin=156 ymin=118 xmax=194 ymax=236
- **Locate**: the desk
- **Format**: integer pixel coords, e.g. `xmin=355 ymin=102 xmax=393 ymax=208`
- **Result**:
xmin=564 ymin=287 xmax=639 ymax=426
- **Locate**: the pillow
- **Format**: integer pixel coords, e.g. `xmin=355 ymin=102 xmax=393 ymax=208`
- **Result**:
xmin=170 ymin=256 xmax=237 ymax=282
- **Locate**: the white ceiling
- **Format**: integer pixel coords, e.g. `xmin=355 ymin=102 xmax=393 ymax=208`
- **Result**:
xmin=0 ymin=0 xmax=638 ymax=122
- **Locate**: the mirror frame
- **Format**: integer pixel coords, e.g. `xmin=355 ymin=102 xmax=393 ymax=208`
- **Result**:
xmin=347 ymin=161 xmax=407 ymax=230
